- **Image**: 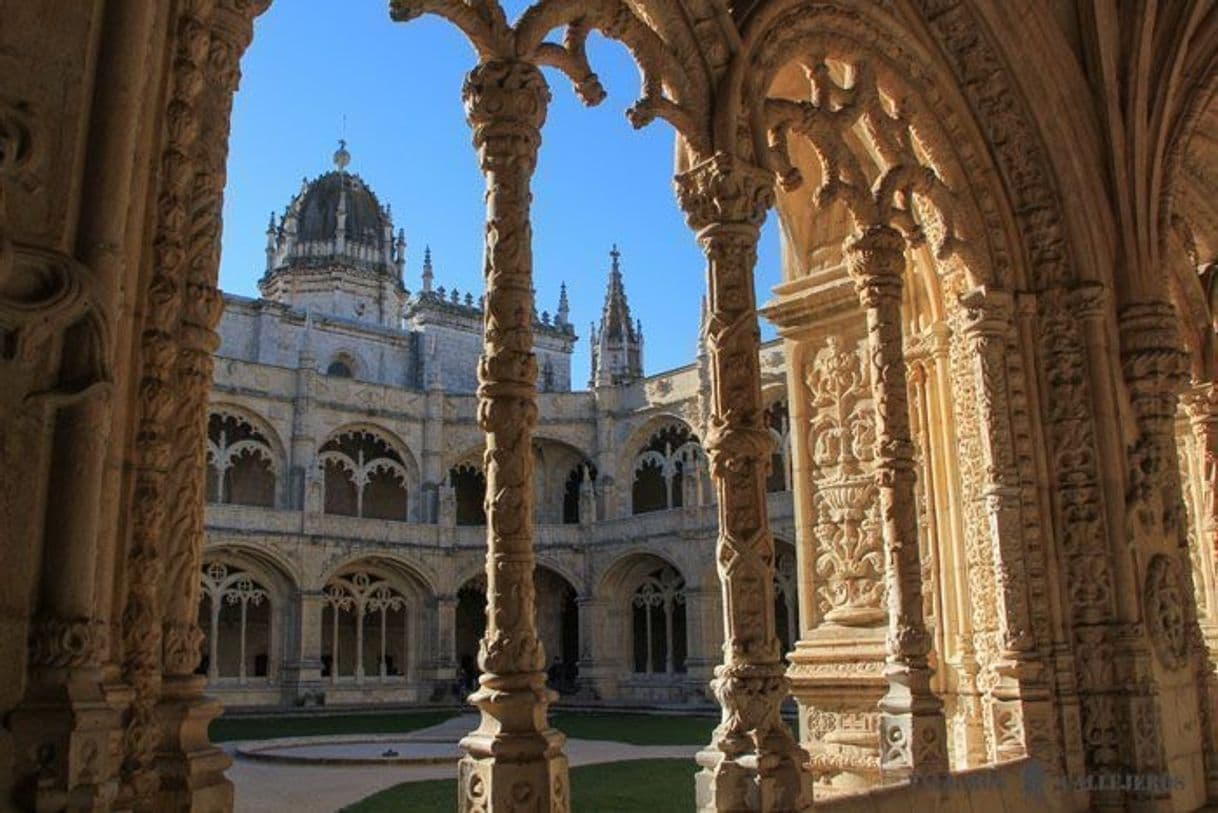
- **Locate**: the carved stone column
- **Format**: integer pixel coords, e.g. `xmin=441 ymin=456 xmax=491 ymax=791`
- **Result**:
xmin=958 ymin=287 xmax=1056 ymax=765
xmin=118 ymin=2 xmax=219 ymax=803
xmin=1182 ymin=383 xmax=1218 ymax=801
xmin=155 ymin=3 xmax=264 ymax=810
xmin=675 ymin=152 xmax=813 ymax=812
xmin=1120 ymin=299 xmax=1218 ymax=803
xmin=458 ymin=59 xmax=569 ymax=812
xmin=843 ymin=224 xmax=948 ymax=777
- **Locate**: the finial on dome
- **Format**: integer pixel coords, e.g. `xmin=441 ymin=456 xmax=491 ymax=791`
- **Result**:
xmin=333 ymin=138 xmax=351 ymax=171
xmin=610 ymin=243 xmax=621 ymax=273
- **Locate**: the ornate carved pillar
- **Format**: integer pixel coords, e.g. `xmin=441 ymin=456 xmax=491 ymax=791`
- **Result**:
xmin=118 ymin=2 xmax=218 ymax=803
xmin=1117 ymin=300 xmax=1203 ymax=802
xmin=1182 ymin=383 xmax=1218 ymax=801
xmin=458 ymin=59 xmax=568 ymax=812
xmin=1120 ymin=299 xmax=1218 ymax=803
xmin=155 ymin=3 xmax=265 ymax=809
xmin=675 ymin=152 xmax=813 ymax=812
xmin=958 ymin=287 xmax=1057 ymax=765
xmin=843 ymin=224 xmax=948 ymax=777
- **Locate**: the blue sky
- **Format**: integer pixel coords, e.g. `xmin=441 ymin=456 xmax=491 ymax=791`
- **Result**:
xmin=220 ymin=1 xmax=781 ymax=383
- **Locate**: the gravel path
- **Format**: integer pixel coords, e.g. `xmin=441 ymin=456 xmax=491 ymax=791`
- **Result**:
xmin=227 ymin=714 xmax=698 ymax=812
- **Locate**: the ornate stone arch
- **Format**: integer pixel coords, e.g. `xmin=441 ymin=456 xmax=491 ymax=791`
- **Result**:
xmin=198 ymin=542 xmax=298 ymax=686
xmin=317 ymin=423 xmax=420 ymax=521
xmin=316 ymin=552 xmax=438 ymax=599
xmin=206 ymin=403 xmax=285 ymax=508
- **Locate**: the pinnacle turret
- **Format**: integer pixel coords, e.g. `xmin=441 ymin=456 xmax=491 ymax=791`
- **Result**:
xmin=590 ymin=244 xmax=643 ymax=387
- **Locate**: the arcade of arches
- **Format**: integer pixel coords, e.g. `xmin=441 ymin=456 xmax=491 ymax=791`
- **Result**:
xmin=4 ymin=1 xmax=1218 ymax=812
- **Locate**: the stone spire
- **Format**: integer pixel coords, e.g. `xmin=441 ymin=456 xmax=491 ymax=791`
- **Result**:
xmin=556 ymin=282 xmax=570 ymax=327
xmin=265 ymin=212 xmax=277 ymax=271
xmin=395 ymin=228 xmax=406 ymax=280
xmin=590 ymin=244 xmax=644 ymax=387
xmin=421 ymin=245 xmax=434 ymax=293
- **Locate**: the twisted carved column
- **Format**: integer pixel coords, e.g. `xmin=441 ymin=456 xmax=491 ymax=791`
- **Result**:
xmin=459 ymin=59 xmax=569 ymax=812
xmin=155 ymin=3 xmax=264 ymax=809
xmin=843 ymin=224 xmax=948 ymax=777
xmin=675 ymin=153 xmax=813 ymax=812
xmin=119 ymin=3 xmax=216 ymax=803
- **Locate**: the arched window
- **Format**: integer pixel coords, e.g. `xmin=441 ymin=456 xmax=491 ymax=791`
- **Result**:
xmin=449 ymin=463 xmax=486 ymax=526
xmin=198 ymin=562 xmax=272 ymax=683
xmin=765 ymin=400 xmax=792 ymax=493
xmin=319 ymin=429 xmax=409 ymax=521
xmin=321 ymin=572 xmax=410 ymax=683
xmin=631 ymin=423 xmax=702 ymax=514
xmin=206 ymin=411 xmax=277 ymax=507
xmin=562 ymin=462 xmax=597 ymax=525
xmin=326 ymin=352 xmax=357 ymax=378
xmin=631 ymin=566 xmax=687 ymax=675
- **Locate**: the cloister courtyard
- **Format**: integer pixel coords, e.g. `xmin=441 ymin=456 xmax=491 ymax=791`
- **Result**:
xmin=5 ymin=1 xmax=1218 ymax=811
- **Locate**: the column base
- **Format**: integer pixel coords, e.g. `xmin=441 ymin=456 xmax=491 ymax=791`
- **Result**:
xmin=155 ymin=674 xmax=232 ymax=812
xmin=877 ymin=661 xmax=949 ymax=780
xmin=9 ymin=667 xmax=120 ymax=812
xmin=694 ymin=742 xmax=813 ymax=812
xmin=458 ymin=675 xmax=570 ymax=811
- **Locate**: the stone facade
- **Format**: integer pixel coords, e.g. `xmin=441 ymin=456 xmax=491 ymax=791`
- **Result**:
xmin=199 ymin=165 xmax=799 ymax=709
xmin=5 ymin=1 xmax=1218 ymax=811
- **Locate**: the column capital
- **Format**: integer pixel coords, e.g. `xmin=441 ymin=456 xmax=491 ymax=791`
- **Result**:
xmin=1119 ymin=298 xmax=1189 ymax=423
xmin=674 ymin=152 xmax=774 ymax=234
xmin=844 ymin=224 xmax=905 ymax=308
xmin=462 ymin=59 xmax=548 ymax=172
xmin=958 ymin=286 xmax=1014 ymax=339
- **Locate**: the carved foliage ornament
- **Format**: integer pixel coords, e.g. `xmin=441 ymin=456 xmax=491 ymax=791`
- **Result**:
xmin=1146 ymin=554 xmax=1189 ymax=670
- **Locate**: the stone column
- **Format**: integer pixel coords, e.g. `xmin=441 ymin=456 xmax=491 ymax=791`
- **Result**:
xmin=434 ymin=594 xmax=457 ymax=684
xmin=1120 ymin=299 xmax=1218 ymax=802
xmin=1183 ymin=384 xmax=1218 ymax=801
xmin=457 ymin=58 xmax=568 ymax=813
xmin=958 ymin=287 xmax=1056 ymax=764
xmin=284 ymin=591 xmax=325 ymax=704
xmin=843 ymin=224 xmax=948 ymax=777
xmin=675 ymin=152 xmax=813 ymax=811
xmin=681 ymin=586 xmax=721 ymax=699
xmin=574 ymin=595 xmax=605 ymax=699
xmin=12 ymin=395 xmax=118 ymax=812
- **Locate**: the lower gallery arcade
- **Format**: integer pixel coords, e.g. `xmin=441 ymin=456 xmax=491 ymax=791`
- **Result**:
xmin=4 ymin=1 xmax=1218 ymax=811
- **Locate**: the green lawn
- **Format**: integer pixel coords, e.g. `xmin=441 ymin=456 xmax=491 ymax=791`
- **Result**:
xmin=209 ymin=710 xmax=457 ymax=742
xmin=549 ymin=712 xmax=716 ymax=745
xmin=342 ymin=759 xmax=697 ymax=812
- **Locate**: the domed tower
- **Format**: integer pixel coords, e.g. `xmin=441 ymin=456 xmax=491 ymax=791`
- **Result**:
xmin=260 ymin=140 xmax=408 ymax=328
